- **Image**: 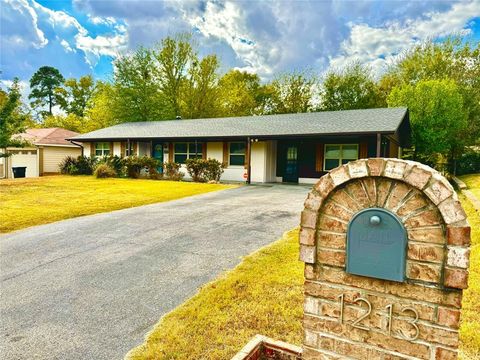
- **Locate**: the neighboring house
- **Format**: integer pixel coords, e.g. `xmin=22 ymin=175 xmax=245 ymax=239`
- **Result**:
xmin=1 ymin=128 xmax=82 ymax=178
xmin=70 ymin=107 xmax=411 ymax=184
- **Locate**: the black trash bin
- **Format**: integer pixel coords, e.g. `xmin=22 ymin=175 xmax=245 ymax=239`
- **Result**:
xmin=12 ymin=166 xmax=27 ymax=178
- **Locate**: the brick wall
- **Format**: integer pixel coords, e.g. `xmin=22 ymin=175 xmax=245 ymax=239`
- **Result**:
xmin=299 ymin=159 xmax=471 ymax=360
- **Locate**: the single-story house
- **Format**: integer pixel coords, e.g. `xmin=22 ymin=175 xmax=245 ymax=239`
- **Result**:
xmin=1 ymin=128 xmax=82 ymax=178
xmin=69 ymin=107 xmax=411 ymax=184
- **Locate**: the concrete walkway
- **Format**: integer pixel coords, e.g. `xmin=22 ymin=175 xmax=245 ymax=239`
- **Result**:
xmin=0 ymin=184 xmax=310 ymax=360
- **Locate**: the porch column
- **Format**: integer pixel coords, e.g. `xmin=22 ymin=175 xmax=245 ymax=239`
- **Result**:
xmin=376 ymin=133 xmax=381 ymax=157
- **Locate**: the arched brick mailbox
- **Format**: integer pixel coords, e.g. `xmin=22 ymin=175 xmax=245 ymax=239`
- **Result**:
xmin=299 ymin=158 xmax=471 ymax=360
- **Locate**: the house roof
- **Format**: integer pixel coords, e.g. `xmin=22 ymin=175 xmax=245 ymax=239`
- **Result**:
xmin=70 ymin=107 xmax=409 ymax=141
xmin=15 ymin=128 xmax=80 ymax=146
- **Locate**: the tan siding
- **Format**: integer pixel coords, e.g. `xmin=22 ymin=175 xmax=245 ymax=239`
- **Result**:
xmin=43 ymin=146 xmax=81 ymax=173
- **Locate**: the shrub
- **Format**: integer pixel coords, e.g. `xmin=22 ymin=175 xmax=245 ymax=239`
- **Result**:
xmin=204 ymin=159 xmax=225 ymax=182
xmin=163 ymin=161 xmax=184 ymax=181
xmin=59 ymin=155 xmax=97 ymax=175
xmin=98 ymin=155 xmax=125 ymax=176
xmin=75 ymin=156 xmax=97 ymax=175
xmin=455 ymin=149 xmax=480 ymax=175
xmin=94 ymin=163 xmax=117 ymax=178
xmin=59 ymin=156 xmax=77 ymax=174
xmin=123 ymin=156 xmax=161 ymax=179
xmin=185 ymin=158 xmax=225 ymax=182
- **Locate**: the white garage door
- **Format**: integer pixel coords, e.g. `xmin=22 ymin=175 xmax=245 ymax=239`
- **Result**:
xmin=10 ymin=149 xmax=38 ymax=178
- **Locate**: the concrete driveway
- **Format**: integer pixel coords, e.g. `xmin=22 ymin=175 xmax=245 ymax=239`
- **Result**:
xmin=0 ymin=184 xmax=310 ymax=360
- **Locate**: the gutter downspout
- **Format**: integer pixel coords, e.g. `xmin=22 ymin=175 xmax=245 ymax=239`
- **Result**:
xmin=69 ymin=140 xmax=84 ymax=156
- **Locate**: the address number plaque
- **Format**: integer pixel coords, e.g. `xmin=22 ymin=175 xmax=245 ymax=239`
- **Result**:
xmin=336 ymin=294 xmax=420 ymax=341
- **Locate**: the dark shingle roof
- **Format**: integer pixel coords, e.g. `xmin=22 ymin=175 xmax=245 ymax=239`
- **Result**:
xmin=70 ymin=107 xmax=408 ymax=141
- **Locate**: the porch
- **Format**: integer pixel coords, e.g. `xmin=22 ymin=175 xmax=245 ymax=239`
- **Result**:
xmin=82 ymin=133 xmax=402 ymax=184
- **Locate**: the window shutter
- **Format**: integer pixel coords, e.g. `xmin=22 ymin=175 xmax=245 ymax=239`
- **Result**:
xmin=133 ymin=142 xmax=138 ymax=156
xmin=120 ymin=142 xmax=125 ymax=157
xmin=202 ymin=143 xmax=207 ymax=159
xmin=315 ymin=143 xmax=324 ymax=172
xmin=90 ymin=143 xmax=95 ymax=156
xmin=359 ymin=142 xmax=368 ymax=159
xmin=223 ymin=142 xmax=229 ymax=165
xmin=168 ymin=143 xmax=174 ymax=162
xmin=109 ymin=142 xmax=113 ymax=154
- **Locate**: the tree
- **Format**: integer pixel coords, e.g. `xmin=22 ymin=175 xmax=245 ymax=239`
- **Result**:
xmin=218 ymin=70 xmax=261 ymax=117
xmin=320 ymin=63 xmax=385 ymax=111
xmin=387 ymin=79 xmax=468 ymax=168
xmin=155 ymin=34 xmax=194 ymax=118
xmin=29 ymin=66 xmax=64 ymax=116
xmin=83 ymin=82 xmax=117 ymax=132
xmin=55 ymin=75 xmax=95 ymax=117
xmin=113 ymin=47 xmax=168 ymax=122
xmin=42 ymin=113 xmax=84 ymax=133
xmin=0 ymin=78 xmax=30 ymax=156
xmin=181 ymin=54 xmax=220 ymax=119
xmin=381 ymin=38 xmax=480 ymax=146
xmin=269 ymin=71 xmax=317 ymax=114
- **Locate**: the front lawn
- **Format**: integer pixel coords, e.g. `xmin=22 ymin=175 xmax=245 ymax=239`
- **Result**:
xmin=127 ymin=196 xmax=480 ymax=360
xmin=0 ymin=176 xmax=236 ymax=233
xmin=460 ymin=173 xmax=480 ymax=200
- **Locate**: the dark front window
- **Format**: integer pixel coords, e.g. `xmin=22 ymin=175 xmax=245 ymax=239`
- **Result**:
xmin=324 ymin=144 xmax=358 ymax=171
xmin=95 ymin=142 xmax=110 ymax=157
xmin=229 ymin=142 xmax=245 ymax=166
xmin=174 ymin=142 xmax=203 ymax=164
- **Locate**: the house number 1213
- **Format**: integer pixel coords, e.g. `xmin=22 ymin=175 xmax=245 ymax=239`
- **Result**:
xmin=336 ymin=294 xmax=420 ymax=341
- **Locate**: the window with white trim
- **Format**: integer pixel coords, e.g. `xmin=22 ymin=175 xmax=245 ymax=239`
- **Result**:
xmin=174 ymin=142 xmax=203 ymax=164
xmin=324 ymin=144 xmax=358 ymax=171
xmin=95 ymin=142 xmax=110 ymax=157
xmin=229 ymin=142 xmax=246 ymax=166
xmin=124 ymin=142 xmax=134 ymax=156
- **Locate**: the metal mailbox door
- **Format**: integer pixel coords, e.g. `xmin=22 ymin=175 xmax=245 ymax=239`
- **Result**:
xmin=346 ymin=208 xmax=407 ymax=282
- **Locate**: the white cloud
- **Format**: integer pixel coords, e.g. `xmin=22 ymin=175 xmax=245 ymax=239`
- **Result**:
xmin=75 ymin=33 xmax=128 ymax=64
xmin=179 ymin=2 xmax=276 ymax=77
xmin=30 ymin=0 xmax=128 ymax=67
xmin=329 ymin=1 xmax=480 ymax=77
xmin=1 ymin=0 xmax=48 ymax=49
xmin=60 ymin=39 xmax=75 ymax=53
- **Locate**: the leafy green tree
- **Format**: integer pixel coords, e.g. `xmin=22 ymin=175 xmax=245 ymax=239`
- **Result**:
xmin=0 ymin=78 xmax=30 ymax=156
xmin=42 ymin=113 xmax=84 ymax=133
xmin=388 ymin=79 xmax=468 ymax=168
xmin=113 ymin=47 xmax=168 ymax=122
xmin=320 ymin=63 xmax=385 ymax=111
xmin=84 ymin=82 xmax=117 ymax=132
xmin=155 ymin=34 xmax=194 ymax=118
xmin=55 ymin=75 xmax=95 ymax=117
xmin=382 ymin=38 xmax=480 ymax=145
xmin=181 ymin=54 xmax=220 ymax=119
xmin=269 ymin=71 xmax=317 ymax=114
xmin=29 ymin=66 xmax=64 ymax=116
xmin=218 ymin=70 xmax=261 ymax=116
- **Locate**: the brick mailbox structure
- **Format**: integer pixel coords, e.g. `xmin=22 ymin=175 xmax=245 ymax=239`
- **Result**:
xmin=299 ymin=158 xmax=471 ymax=360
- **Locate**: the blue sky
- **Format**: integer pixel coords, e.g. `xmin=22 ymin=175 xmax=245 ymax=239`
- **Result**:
xmin=1 ymin=0 xmax=479 ymax=91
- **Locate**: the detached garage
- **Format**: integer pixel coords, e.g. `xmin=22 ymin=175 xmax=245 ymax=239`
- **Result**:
xmin=1 ymin=128 xmax=82 ymax=179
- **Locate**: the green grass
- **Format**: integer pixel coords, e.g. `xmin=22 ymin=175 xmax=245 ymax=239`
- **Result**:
xmin=128 ymin=196 xmax=480 ymax=360
xmin=0 ymin=175 xmax=236 ymax=233
xmin=127 ymin=228 xmax=304 ymax=360
xmin=458 ymin=174 xmax=480 ymax=359
xmin=460 ymin=174 xmax=480 ymax=200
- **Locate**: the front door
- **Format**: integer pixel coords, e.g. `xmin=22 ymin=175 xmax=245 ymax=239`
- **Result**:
xmin=283 ymin=145 xmax=299 ymax=183
xmin=152 ymin=142 xmax=164 ymax=173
